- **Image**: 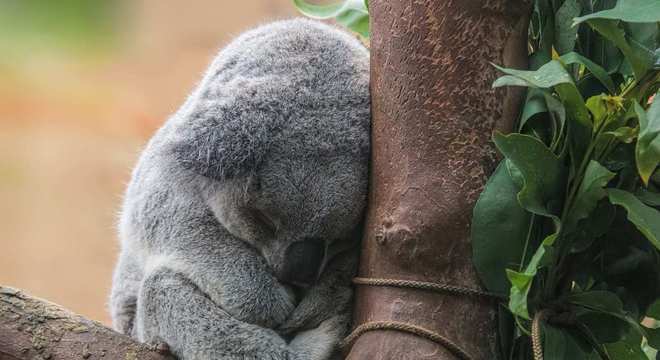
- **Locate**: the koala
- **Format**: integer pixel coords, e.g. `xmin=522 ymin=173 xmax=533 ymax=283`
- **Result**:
xmin=109 ymin=18 xmax=370 ymax=360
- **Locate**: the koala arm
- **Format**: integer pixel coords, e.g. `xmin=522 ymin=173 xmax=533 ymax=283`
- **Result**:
xmin=172 ymin=238 xmax=297 ymax=329
xmin=137 ymin=266 xmax=340 ymax=360
xmin=278 ymin=248 xmax=358 ymax=334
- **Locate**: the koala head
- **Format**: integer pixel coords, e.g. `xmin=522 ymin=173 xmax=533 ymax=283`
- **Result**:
xmin=168 ymin=19 xmax=370 ymax=287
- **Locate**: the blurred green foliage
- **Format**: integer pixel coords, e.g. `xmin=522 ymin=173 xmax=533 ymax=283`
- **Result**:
xmin=0 ymin=0 xmax=121 ymax=58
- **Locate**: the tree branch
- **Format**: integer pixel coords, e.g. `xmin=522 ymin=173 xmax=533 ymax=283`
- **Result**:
xmin=0 ymin=286 xmax=173 ymax=360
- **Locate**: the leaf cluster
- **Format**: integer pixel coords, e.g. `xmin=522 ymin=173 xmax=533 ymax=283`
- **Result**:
xmin=472 ymin=1 xmax=660 ymax=358
xmin=292 ymin=0 xmax=369 ymax=39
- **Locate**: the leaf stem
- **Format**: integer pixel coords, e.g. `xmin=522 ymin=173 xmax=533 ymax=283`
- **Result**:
xmin=519 ymin=214 xmax=537 ymax=271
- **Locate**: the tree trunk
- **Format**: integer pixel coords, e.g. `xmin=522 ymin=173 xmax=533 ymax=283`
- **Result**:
xmin=347 ymin=1 xmax=531 ymax=359
xmin=0 ymin=286 xmax=172 ymax=360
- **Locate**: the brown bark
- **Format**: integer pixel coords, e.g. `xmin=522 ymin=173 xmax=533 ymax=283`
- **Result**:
xmin=347 ymin=1 xmax=531 ymax=359
xmin=0 ymin=286 xmax=173 ymax=360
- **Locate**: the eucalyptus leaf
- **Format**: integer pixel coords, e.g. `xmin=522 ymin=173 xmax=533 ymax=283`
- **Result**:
xmin=565 ymin=160 xmax=616 ymax=231
xmin=493 ymin=60 xmax=575 ymax=89
xmin=293 ymin=0 xmax=369 ymax=38
xmin=586 ymin=94 xmax=609 ymax=129
xmin=605 ymin=342 xmax=648 ymax=359
xmin=520 ymin=89 xmax=550 ymax=131
xmin=603 ymin=329 xmax=648 ymax=360
xmin=575 ymin=309 xmax=629 ymax=343
xmin=568 ymin=290 xmax=626 ymax=314
xmin=573 ymin=0 xmax=660 ymax=25
xmin=585 ymin=19 xmax=655 ymax=80
xmin=636 ymin=95 xmax=660 ymax=185
xmin=293 ymin=0 xmax=368 ymax=18
xmin=555 ymin=0 xmax=581 ymax=54
xmin=608 ymin=188 xmax=660 ymax=250
xmin=335 ymin=9 xmax=369 ymax=38
xmin=604 ymin=126 xmax=638 ymax=143
xmin=648 ymin=299 xmax=660 ymax=319
xmin=493 ymin=75 xmax=535 ymax=88
xmin=472 ymin=162 xmax=532 ymax=295
xmin=542 ymin=324 xmax=568 ymax=359
xmin=636 ymin=188 xmax=660 ymax=207
xmin=644 ymin=325 xmax=660 ymax=350
xmin=561 ymin=52 xmax=616 ymax=93
xmin=543 ymin=323 xmax=596 ymax=359
xmin=493 ymin=132 xmax=566 ymax=218
xmin=626 ymin=22 xmax=660 ymax=50
xmin=492 ymin=60 xmax=591 ymax=138
xmin=506 ymin=234 xmax=557 ymax=319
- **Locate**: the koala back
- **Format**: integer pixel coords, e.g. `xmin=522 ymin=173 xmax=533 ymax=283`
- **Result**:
xmin=164 ymin=18 xmax=371 ymax=181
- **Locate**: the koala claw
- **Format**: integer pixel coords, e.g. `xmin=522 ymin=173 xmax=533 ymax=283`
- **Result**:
xmin=147 ymin=338 xmax=173 ymax=356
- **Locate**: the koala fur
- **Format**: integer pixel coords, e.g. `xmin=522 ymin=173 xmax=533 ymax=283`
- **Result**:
xmin=109 ymin=18 xmax=370 ymax=360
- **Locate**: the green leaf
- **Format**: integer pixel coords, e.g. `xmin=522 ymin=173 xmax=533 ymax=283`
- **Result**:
xmin=293 ymin=0 xmax=367 ymax=18
xmin=604 ymin=126 xmax=638 ymax=143
xmin=565 ymin=160 xmax=615 ymax=230
xmin=335 ymin=9 xmax=369 ymax=38
xmin=493 ymin=132 xmax=565 ymax=218
xmin=506 ymin=234 xmax=558 ymax=319
xmin=544 ymin=324 xmax=596 ymax=359
xmin=555 ymin=0 xmax=581 ymax=54
xmin=605 ymin=341 xmax=647 ymax=359
xmin=497 ymin=305 xmax=515 ymax=360
xmin=636 ymin=188 xmax=660 ymax=207
xmin=576 ymin=310 xmax=629 ymax=343
xmin=644 ymin=325 xmax=660 ymax=350
xmin=492 ymin=61 xmax=591 ymax=150
xmin=586 ymin=95 xmax=609 ymax=129
xmin=493 ymin=60 xmax=574 ymax=89
xmin=571 ymin=201 xmax=617 ymax=252
xmin=518 ymin=89 xmax=567 ymax=150
xmin=585 ymin=19 xmax=655 ymax=80
xmin=492 ymin=75 xmax=531 ymax=88
xmin=570 ymin=290 xmax=652 ymax=356
xmin=636 ymin=95 xmax=660 ymax=184
xmin=573 ymin=0 xmax=660 ymax=25
xmin=293 ymin=0 xmax=369 ymax=38
xmin=647 ymin=299 xmax=660 ymax=319
xmin=626 ymin=22 xmax=659 ymax=50
xmin=603 ymin=329 xmax=648 ymax=360
xmin=472 ymin=162 xmax=532 ymax=295
xmin=543 ymin=324 xmax=568 ymax=359
xmin=561 ymin=52 xmax=616 ymax=93
xmin=608 ymin=188 xmax=660 ymax=250
xmin=568 ymin=290 xmax=626 ymax=314
xmin=520 ymin=89 xmax=551 ymax=131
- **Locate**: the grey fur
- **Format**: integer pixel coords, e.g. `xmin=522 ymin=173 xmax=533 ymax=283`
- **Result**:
xmin=110 ymin=18 xmax=370 ymax=360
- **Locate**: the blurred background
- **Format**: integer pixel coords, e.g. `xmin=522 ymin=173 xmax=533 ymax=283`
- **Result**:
xmin=0 ymin=0 xmax=297 ymax=326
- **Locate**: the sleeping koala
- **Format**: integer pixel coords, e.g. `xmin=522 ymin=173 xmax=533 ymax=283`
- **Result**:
xmin=109 ymin=18 xmax=370 ymax=360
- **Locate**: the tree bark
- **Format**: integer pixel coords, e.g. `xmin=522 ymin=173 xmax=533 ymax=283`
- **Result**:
xmin=0 ymin=286 xmax=172 ymax=360
xmin=347 ymin=1 xmax=531 ymax=359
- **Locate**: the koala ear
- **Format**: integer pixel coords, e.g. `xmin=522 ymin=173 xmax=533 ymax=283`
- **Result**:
xmin=168 ymin=76 xmax=289 ymax=180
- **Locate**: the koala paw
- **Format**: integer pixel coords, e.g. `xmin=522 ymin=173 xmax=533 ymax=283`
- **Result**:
xmin=288 ymin=315 xmax=347 ymax=360
xmin=221 ymin=280 xmax=296 ymax=328
xmin=278 ymin=285 xmax=352 ymax=334
xmin=269 ymin=283 xmax=297 ymax=326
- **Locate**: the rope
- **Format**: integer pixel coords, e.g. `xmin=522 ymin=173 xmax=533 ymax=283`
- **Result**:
xmin=341 ymin=321 xmax=474 ymax=360
xmin=352 ymin=277 xmax=507 ymax=301
xmin=343 ymin=277 xmax=507 ymax=359
xmin=531 ymin=310 xmax=551 ymax=360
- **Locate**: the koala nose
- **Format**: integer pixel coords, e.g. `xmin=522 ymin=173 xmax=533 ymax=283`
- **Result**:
xmin=280 ymin=238 xmax=326 ymax=287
